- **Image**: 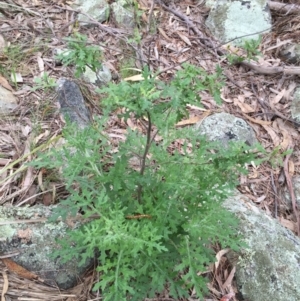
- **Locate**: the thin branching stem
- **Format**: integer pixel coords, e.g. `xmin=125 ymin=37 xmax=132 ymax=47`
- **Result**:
xmin=137 ymin=110 xmax=152 ymax=204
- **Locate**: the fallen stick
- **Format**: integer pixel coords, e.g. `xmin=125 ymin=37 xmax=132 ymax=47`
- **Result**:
xmin=241 ymin=61 xmax=300 ymax=75
xmin=268 ymin=0 xmax=300 ymax=14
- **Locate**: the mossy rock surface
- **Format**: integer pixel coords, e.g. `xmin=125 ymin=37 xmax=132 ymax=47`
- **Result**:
xmin=224 ymin=193 xmax=300 ymax=301
xmin=0 ymin=205 xmax=93 ymax=289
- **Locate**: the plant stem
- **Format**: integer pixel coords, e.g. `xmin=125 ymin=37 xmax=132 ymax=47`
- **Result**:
xmin=136 ymin=110 xmax=152 ymax=204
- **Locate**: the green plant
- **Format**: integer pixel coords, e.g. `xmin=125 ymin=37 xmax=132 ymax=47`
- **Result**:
xmin=122 ymin=0 xmax=143 ymax=44
xmin=127 ymin=27 xmax=142 ymax=44
xmin=226 ymin=51 xmax=245 ymax=65
xmin=32 ymin=64 xmax=264 ymax=300
xmin=56 ymin=33 xmax=102 ymax=77
xmin=4 ymin=45 xmax=24 ymax=64
xmin=242 ymin=36 xmax=262 ymax=61
xmin=0 ymin=45 xmax=24 ymax=87
xmin=118 ymin=47 xmax=139 ymax=79
xmin=265 ymin=146 xmax=292 ymax=168
xmin=226 ymin=36 xmax=262 ymax=64
xmin=31 ymin=72 xmax=57 ymax=91
xmin=1 ymin=44 xmax=44 ymax=86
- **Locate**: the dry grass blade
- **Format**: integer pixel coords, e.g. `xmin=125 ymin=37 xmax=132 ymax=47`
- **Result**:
xmin=0 ymin=262 xmax=92 ymax=301
xmin=0 ymin=136 xmax=61 ymax=185
xmin=1 ymin=270 xmax=8 ymax=301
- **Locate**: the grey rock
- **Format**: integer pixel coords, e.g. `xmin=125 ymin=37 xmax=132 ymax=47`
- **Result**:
xmin=279 ymin=43 xmax=300 ymax=64
xmin=73 ymin=0 xmax=110 ymax=24
xmin=83 ymin=64 xmax=112 ymax=86
xmin=111 ymin=0 xmax=135 ymax=29
xmin=56 ymin=78 xmax=91 ymax=129
xmin=54 ymin=48 xmax=107 ymax=85
xmin=206 ymin=0 xmax=271 ymax=45
xmin=223 ymin=193 xmax=300 ymax=301
xmin=291 ymin=87 xmax=300 ymax=122
xmin=205 ymin=0 xmax=216 ymax=8
xmin=54 ymin=48 xmax=71 ymax=64
xmin=0 ymin=205 xmax=93 ymax=290
xmin=197 ymin=110 xmax=300 ymax=300
xmin=0 ymin=85 xmax=18 ymax=113
xmin=195 ymin=112 xmax=257 ymax=147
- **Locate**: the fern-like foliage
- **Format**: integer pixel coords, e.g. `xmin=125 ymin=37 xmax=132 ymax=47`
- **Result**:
xmin=32 ymin=64 xmax=265 ymax=300
xmin=55 ymin=33 xmax=102 ymax=77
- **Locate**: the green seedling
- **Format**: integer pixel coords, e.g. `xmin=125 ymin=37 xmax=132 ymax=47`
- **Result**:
xmin=32 ymin=72 xmax=57 ymax=91
xmin=56 ymin=33 xmax=102 ymax=78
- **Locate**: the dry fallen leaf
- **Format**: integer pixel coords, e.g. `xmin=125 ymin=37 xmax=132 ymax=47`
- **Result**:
xmin=124 ymin=74 xmax=144 ymax=81
xmin=43 ymin=192 xmax=53 ymax=206
xmin=0 ymin=34 xmax=6 ymax=51
xmin=177 ymin=32 xmax=192 ymax=46
xmin=186 ymin=5 xmax=190 ymax=15
xmin=123 ymin=70 xmax=158 ymax=82
xmin=270 ymin=88 xmax=286 ymax=106
xmin=233 ymin=97 xmax=255 ymax=113
xmin=288 ymin=160 xmax=295 ymax=176
xmin=36 ymin=52 xmax=44 ymax=74
xmin=17 ymin=228 xmax=33 ymax=242
xmin=261 ymin=124 xmax=281 ymax=146
xmin=0 ymin=75 xmax=13 ymax=91
xmin=2 ymin=258 xmax=38 ymax=280
xmin=126 ymin=118 xmax=137 ymax=131
xmin=215 ymin=248 xmax=230 ymax=270
xmin=276 ymin=118 xmax=293 ymax=150
xmin=176 ymin=116 xmax=201 ymax=127
xmin=158 ymin=27 xmax=171 ymax=41
xmin=176 ymin=111 xmax=211 ymax=127
xmin=222 ymin=266 xmax=236 ymax=289
xmin=11 ymin=72 xmax=23 ymax=83
xmin=280 ymin=129 xmax=292 ymax=151
xmin=254 ymin=195 xmax=266 ymax=203
xmin=242 ymin=113 xmax=272 ymax=125
xmin=279 ymin=217 xmax=297 ymax=232
xmin=220 ymin=292 xmax=235 ymax=301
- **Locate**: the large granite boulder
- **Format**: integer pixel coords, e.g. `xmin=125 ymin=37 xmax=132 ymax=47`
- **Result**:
xmin=206 ymin=0 xmax=271 ymax=45
xmin=223 ymin=193 xmax=300 ymax=301
xmin=0 ymin=205 xmax=94 ymax=289
xmin=195 ymin=112 xmax=300 ymax=300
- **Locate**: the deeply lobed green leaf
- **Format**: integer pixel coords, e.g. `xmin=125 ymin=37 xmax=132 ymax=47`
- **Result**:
xmin=32 ymin=64 xmax=265 ymax=300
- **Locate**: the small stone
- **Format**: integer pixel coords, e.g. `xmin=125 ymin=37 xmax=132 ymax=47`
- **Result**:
xmin=195 ymin=112 xmax=257 ymax=147
xmin=279 ymin=43 xmax=300 ymax=64
xmin=72 ymin=0 xmax=110 ymax=25
xmin=111 ymin=0 xmax=135 ymax=29
xmin=0 ymin=85 xmax=18 ymax=113
xmin=291 ymin=87 xmax=300 ymax=122
xmin=56 ymin=78 xmax=91 ymax=129
xmin=83 ymin=64 xmax=112 ymax=86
